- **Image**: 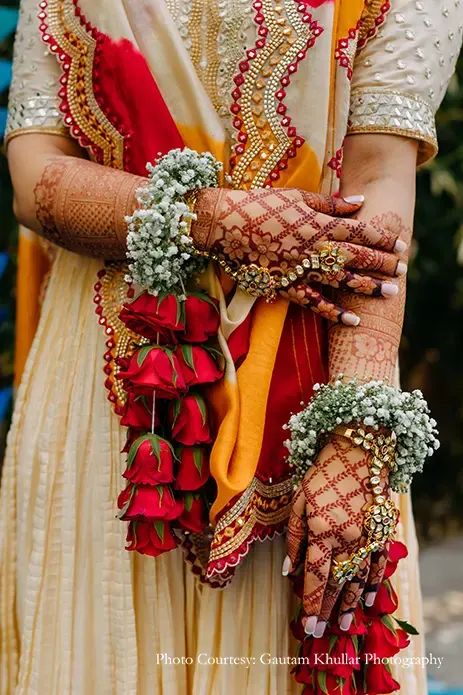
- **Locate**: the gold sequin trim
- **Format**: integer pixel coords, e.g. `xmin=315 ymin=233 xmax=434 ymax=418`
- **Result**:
xmin=348 ymin=88 xmax=438 ymax=162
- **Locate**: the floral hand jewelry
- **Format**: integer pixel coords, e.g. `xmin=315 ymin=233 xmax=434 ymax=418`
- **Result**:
xmin=125 ymin=148 xmax=222 ymax=297
xmin=192 ymin=243 xmax=347 ymax=302
xmin=286 ymin=379 xmax=439 ymax=582
xmin=331 ymin=426 xmax=400 ymax=583
xmin=285 ymin=377 xmax=439 ymax=492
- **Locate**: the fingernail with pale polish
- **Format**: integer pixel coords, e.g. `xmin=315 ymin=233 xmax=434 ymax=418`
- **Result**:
xmin=304 ymin=616 xmax=318 ymax=636
xmin=340 ymin=614 xmax=353 ymax=632
xmin=282 ymin=556 xmax=292 ymax=577
xmin=343 ymin=194 xmax=365 ymax=205
xmin=314 ymin=621 xmax=327 ymax=639
xmin=397 ymin=261 xmax=408 ymax=276
xmin=394 ymin=239 xmax=407 ymax=253
xmin=342 ymin=312 xmax=361 ymax=327
xmin=381 ymin=282 xmax=399 ymax=297
xmin=365 ymin=592 xmax=377 ymax=608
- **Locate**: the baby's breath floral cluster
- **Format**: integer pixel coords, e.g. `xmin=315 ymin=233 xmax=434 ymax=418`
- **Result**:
xmin=285 ymin=378 xmax=440 ymax=492
xmin=125 ymin=148 xmax=222 ymax=298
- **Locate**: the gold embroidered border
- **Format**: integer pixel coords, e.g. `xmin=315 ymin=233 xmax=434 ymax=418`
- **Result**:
xmin=95 ymin=265 xmax=148 ymax=413
xmin=357 ymin=0 xmax=391 ymax=51
xmin=208 ymin=476 xmax=293 ymax=563
xmin=42 ymin=0 xmax=125 ymax=169
xmin=230 ymin=0 xmax=319 ymax=189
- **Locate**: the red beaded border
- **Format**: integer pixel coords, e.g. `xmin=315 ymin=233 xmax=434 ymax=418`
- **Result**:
xmin=230 ymin=0 xmax=323 ymax=187
xmin=327 ymin=146 xmax=344 ymax=180
xmin=335 ymin=24 xmax=360 ymax=81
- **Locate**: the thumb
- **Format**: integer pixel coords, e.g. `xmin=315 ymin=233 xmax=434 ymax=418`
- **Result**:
xmin=301 ymin=191 xmax=364 ymax=217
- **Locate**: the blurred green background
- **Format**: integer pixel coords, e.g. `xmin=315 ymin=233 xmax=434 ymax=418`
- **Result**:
xmin=0 ymin=1 xmax=462 ymax=542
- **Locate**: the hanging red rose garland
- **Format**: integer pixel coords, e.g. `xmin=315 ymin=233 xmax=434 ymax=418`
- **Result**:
xmin=115 ymin=290 xmax=222 ymax=558
xmin=290 ymin=541 xmax=418 ymax=695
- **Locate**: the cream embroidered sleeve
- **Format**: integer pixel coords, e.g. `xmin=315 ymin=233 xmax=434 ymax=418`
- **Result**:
xmin=348 ymin=1 xmax=463 ymax=164
xmin=5 ymin=0 xmax=68 ymax=145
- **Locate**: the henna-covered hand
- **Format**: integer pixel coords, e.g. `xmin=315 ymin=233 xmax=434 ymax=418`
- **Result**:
xmin=283 ymin=435 xmax=391 ymax=638
xmin=191 ymin=188 xmax=407 ymax=325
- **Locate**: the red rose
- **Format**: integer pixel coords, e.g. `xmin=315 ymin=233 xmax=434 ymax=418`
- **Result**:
xmin=183 ymin=294 xmax=220 ymax=343
xmin=174 ymin=446 xmax=210 ymax=491
xmin=384 ymin=541 xmax=408 ymax=579
xmin=178 ymin=493 xmax=208 ymax=533
xmin=175 ymin=345 xmax=223 ymax=387
xmin=169 ymin=394 xmax=211 ymax=445
xmin=125 ymin=519 xmax=177 ymax=557
xmin=123 ymin=435 xmax=174 ymax=486
xmin=364 ymin=663 xmax=400 ymax=695
xmin=119 ymin=292 xmax=184 ymax=341
xmin=120 ymin=393 xmax=158 ymax=430
xmin=328 ymin=635 xmax=361 ymax=678
xmin=366 ymin=580 xmax=398 ymax=617
xmin=118 ymin=346 xmax=186 ymax=399
xmin=118 ymin=483 xmax=184 ymax=521
xmin=363 ymin=616 xmax=409 ymax=658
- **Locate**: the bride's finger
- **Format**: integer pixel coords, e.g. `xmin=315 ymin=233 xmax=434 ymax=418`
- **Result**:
xmin=311 ymin=270 xmax=399 ymax=298
xmin=364 ymin=547 xmax=389 ymax=607
xmin=338 ymin=556 xmax=371 ymax=630
xmin=303 ymin=540 xmax=333 ymax=633
xmin=316 ymin=241 xmax=407 ymax=278
xmin=301 ymin=191 xmax=365 ymax=217
xmin=321 ymin=217 xmax=406 ymax=253
xmin=282 ymin=284 xmax=361 ymax=326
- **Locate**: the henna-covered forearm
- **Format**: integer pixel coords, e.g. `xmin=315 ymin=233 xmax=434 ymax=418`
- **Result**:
xmin=33 ymin=156 xmax=146 ymax=260
xmin=328 ymin=212 xmax=411 ymax=382
xmin=330 ymin=133 xmax=418 ymax=382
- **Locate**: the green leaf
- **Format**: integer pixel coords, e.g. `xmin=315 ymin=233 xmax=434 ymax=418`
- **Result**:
xmin=153 ymin=520 xmax=165 ymax=542
xmin=156 ymin=485 xmax=164 ymax=505
xmin=394 ymin=618 xmax=420 ymax=635
xmin=381 ymin=614 xmax=396 ymax=631
xmin=181 ymin=344 xmax=196 ymax=372
xmin=192 ymin=448 xmax=203 ymax=475
xmin=164 ymin=348 xmax=178 ymax=386
xmin=136 ymin=345 xmax=153 ymax=367
xmin=117 ymin=485 xmax=136 ymax=520
xmin=195 ymin=394 xmax=207 ymax=426
xmin=127 ymin=436 xmax=148 ymax=469
xmin=171 ymin=399 xmax=182 ymax=427
xmin=148 ymin=434 xmax=161 ymax=470
xmin=184 ymin=493 xmax=194 ymax=512
xmin=328 ymin=635 xmax=337 ymax=655
xmin=316 ymin=671 xmax=328 ymax=695
xmin=178 ymin=297 xmax=186 ymax=326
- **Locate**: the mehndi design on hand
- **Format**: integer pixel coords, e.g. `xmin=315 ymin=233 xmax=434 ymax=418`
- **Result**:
xmin=192 ymin=188 xmax=406 ymax=324
xmin=285 ymin=435 xmax=393 ymax=636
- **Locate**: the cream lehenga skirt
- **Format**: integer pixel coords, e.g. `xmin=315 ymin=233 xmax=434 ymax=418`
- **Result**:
xmin=0 ymin=250 xmax=427 ymax=694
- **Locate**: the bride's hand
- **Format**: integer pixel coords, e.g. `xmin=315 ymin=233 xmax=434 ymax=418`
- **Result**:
xmin=283 ymin=434 xmax=390 ymax=638
xmin=191 ymin=188 xmax=407 ymax=325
